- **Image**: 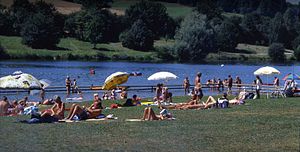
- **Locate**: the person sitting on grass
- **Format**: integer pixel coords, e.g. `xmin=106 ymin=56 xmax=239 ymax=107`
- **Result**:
xmin=64 ymin=94 xmax=102 ymax=120
xmin=40 ymin=95 xmax=65 ymax=120
xmin=120 ymin=88 xmax=128 ymax=99
xmin=141 ymin=107 xmax=173 ymax=121
xmin=0 ymin=96 xmax=10 ymax=116
xmin=217 ymin=93 xmax=229 ymax=108
xmin=162 ymin=87 xmax=173 ymax=103
xmin=20 ymin=95 xmax=65 ymax=123
xmin=9 ymin=100 xmax=24 ymax=115
xmin=153 ymin=83 xmax=163 ymax=102
xmin=118 ymin=95 xmax=142 ymax=107
xmin=229 ymin=89 xmax=247 ymax=105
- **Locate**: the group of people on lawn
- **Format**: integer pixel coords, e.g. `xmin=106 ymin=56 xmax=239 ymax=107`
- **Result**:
xmin=0 ymin=71 xmax=252 ymax=122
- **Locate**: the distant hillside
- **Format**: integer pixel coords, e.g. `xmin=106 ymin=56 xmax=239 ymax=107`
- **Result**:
xmin=0 ymin=0 xmax=81 ymax=14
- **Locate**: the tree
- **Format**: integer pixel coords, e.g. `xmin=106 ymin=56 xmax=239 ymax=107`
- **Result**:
xmin=256 ymin=0 xmax=286 ymax=17
xmin=268 ymin=13 xmax=289 ymax=48
xmin=83 ymin=10 xmax=120 ymax=48
xmin=9 ymin=0 xmax=34 ymax=35
xmin=124 ymin=0 xmax=169 ymax=38
xmin=120 ymin=19 xmax=154 ymax=51
xmin=283 ymin=8 xmax=300 ymax=49
xmin=64 ymin=11 xmax=89 ymax=40
xmin=195 ymin=0 xmax=222 ymax=20
xmin=20 ymin=1 xmax=63 ymax=49
xmin=75 ymin=0 xmax=112 ymax=9
xmin=214 ymin=19 xmax=239 ymax=52
xmin=241 ymin=13 xmax=270 ymax=45
xmin=268 ymin=43 xmax=285 ymax=62
xmin=65 ymin=9 xmax=124 ymax=44
xmin=174 ymin=12 xmax=216 ymax=62
xmin=0 ymin=5 xmax=13 ymax=35
xmin=162 ymin=16 xmax=178 ymax=40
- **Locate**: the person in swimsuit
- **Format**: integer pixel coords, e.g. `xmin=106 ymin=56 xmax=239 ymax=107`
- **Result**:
xmin=41 ymin=95 xmax=65 ymax=120
xmin=0 ymin=96 xmax=10 ymax=116
xmin=65 ymin=76 xmax=71 ymax=95
xmin=65 ymin=94 xmax=102 ymax=120
xmin=142 ymin=107 xmax=172 ymax=121
xmin=153 ymin=84 xmax=163 ymax=102
xmin=183 ymin=77 xmax=190 ymax=95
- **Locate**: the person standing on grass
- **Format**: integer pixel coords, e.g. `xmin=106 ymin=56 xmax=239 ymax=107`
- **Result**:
xmin=183 ymin=77 xmax=190 ymax=95
xmin=65 ymin=76 xmax=71 ymax=95
xmin=255 ymin=76 xmax=263 ymax=99
xmin=227 ymin=75 xmax=233 ymax=95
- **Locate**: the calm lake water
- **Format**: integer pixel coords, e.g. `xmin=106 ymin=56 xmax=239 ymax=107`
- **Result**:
xmin=0 ymin=61 xmax=299 ymax=102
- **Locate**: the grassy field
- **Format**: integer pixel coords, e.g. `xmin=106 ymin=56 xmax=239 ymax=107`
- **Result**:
xmin=0 ymin=95 xmax=299 ymax=151
xmin=0 ymin=35 xmax=161 ymax=62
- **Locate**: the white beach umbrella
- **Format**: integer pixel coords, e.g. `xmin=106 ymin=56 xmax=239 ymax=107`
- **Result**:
xmin=0 ymin=71 xmax=45 ymax=89
xmin=254 ymin=66 xmax=280 ymax=75
xmin=147 ymin=71 xmax=178 ymax=81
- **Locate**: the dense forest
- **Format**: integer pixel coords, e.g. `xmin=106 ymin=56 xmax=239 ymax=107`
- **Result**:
xmin=1 ymin=0 xmax=300 ymax=63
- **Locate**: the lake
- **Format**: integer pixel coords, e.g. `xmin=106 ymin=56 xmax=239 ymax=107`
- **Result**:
xmin=0 ymin=61 xmax=298 ymax=102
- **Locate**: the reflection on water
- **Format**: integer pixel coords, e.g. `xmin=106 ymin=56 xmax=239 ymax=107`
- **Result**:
xmin=0 ymin=61 xmax=299 ymax=101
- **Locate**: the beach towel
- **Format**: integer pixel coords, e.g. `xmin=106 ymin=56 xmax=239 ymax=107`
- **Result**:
xmin=23 ymin=106 xmax=39 ymax=115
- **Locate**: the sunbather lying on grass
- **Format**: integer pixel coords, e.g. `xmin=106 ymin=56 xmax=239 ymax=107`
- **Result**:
xmin=64 ymin=94 xmax=102 ymax=120
xmin=142 ymin=107 xmax=173 ymax=120
xmin=229 ymin=89 xmax=247 ymax=105
xmin=161 ymin=96 xmax=217 ymax=110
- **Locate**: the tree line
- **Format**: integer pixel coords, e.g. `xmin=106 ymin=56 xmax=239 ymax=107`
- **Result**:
xmin=1 ymin=0 xmax=300 ymax=63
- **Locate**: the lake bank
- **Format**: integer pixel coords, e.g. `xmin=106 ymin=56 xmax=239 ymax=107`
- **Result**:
xmin=0 ymin=36 xmax=295 ymax=64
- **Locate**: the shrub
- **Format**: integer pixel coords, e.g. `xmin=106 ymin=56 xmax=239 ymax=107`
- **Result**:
xmin=0 ymin=42 xmax=6 ymax=59
xmin=156 ymin=46 xmax=175 ymax=61
xmin=120 ymin=20 xmax=154 ymax=51
xmin=294 ymin=46 xmax=300 ymax=61
xmin=268 ymin=43 xmax=285 ymax=62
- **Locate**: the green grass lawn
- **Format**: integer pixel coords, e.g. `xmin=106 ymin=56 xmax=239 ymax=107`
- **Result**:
xmin=0 ymin=96 xmax=299 ymax=151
